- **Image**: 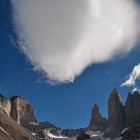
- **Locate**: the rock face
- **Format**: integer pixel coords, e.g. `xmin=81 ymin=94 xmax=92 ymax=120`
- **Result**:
xmin=77 ymin=133 xmax=90 ymax=140
xmin=0 ymin=95 xmax=11 ymax=115
xmin=125 ymin=91 xmax=140 ymax=126
xmin=105 ymin=89 xmax=126 ymax=138
xmin=121 ymin=124 xmax=140 ymax=140
xmin=10 ymin=96 xmax=38 ymax=125
xmin=88 ymin=104 xmax=108 ymax=131
xmin=0 ymin=110 xmax=36 ymax=140
xmin=62 ymin=128 xmax=86 ymax=137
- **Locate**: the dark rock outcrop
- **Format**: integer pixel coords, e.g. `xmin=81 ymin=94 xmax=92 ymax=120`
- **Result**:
xmin=10 ymin=96 xmax=38 ymax=125
xmin=77 ymin=133 xmax=90 ymax=140
xmin=121 ymin=124 xmax=140 ymax=140
xmin=88 ymin=104 xmax=108 ymax=131
xmin=62 ymin=128 xmax=86 ymax=137
xmin=125 ymin=91 xmax=140 ymax=126
xmin=104 ymin=89 xmax=126 ymax=138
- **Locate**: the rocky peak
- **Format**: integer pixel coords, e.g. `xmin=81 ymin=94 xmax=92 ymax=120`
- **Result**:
xmin=108 ymin=88 xmax=125 ymax=126
xmin=110 ymin=88 xmax=121 ymax=99
xmin=10 ymin=96 xmax=38 ymax=125
xmin=105 ymin=89 xmax=126 ymax=138
xmin=88 ymin=104 xmax=108 ymax=131
xmin=125 ymin=91 xmax=140 ymax=126
xmin=92 ymin=104 xmax=102 ymax=119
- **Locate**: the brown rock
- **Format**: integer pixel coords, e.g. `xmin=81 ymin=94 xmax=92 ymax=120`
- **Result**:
xmin=10 ymin=96 xmax=38 ymax=125
xmin=0 ymin=95 xmax=11 ymax=115
xmin=88 ymin=104 xmax=108 ymax=131
xmin=105 ymin=89 xmax=126 ymax=138
xmin=0 ymin=110 xmax=36 ymax=140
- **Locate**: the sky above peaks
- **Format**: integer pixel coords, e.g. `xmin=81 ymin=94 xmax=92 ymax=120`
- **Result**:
xmin=0 ymin=0 xmax=140 ymax=128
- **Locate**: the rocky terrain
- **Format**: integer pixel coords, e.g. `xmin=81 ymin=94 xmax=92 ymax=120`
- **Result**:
xmin=88 ymin=104 xmax=108 ymax=132
xmin=104 ymin=89 xmax=126 ymax=138
xmin=0 ymin=89 xmax=140 ymax=140
xmin=0 ymin=95 xmax=36 ymax=140
xmin=10 ymin=96 xmax=38 ymax=125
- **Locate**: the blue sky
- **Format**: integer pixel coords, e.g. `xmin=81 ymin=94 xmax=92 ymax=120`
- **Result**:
xmin=0 ymin=0 xmax=140 ymax=129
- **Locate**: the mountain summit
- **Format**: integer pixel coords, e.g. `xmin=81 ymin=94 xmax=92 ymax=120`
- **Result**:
xmin=88 ymin=104 xmax=108 ymax=131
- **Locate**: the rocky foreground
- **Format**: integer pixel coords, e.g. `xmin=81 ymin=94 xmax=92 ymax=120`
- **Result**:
xmin=0 ymin=89 xmax=140 ymax=140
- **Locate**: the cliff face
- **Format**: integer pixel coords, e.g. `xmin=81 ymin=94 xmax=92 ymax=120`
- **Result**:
xmin=69 ymin=89 xmax=140 ymax=139
xmin=10 ymin=96 xmax=38 ymax=125
xmin=125 ymin=91 xmax=140 ymax=126
xmin=0 ymin=95 xmax=11 ymax=115
xmin=104 ymin=89 xmax=126 ymax=138
xmin=88 ymin=104 xmax=108 ymax=131
xmin=0 ymin=110 xmax=36 ymax=140
xmin=108 ymin=89 xmax=126 ymax=129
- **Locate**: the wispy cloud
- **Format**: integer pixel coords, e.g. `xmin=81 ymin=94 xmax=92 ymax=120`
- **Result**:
xmin=121 ymin=63 xmax=140 ymax=87
xmin=11 ymin=0 xmax=140 ymax=83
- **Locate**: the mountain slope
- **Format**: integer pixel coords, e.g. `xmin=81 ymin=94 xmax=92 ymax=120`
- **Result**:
xmin=0 ymin=109 xmax=36 ymax=140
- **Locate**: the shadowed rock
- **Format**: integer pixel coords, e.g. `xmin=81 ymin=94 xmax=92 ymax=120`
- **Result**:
xmin=88 ymin=104 xmax=108 ymax=131
xmin=121 ymin=124 xmax=140 ymax=140
xmin=125 ymin=91 xmax=140 ymax=126
xmin=104 ymin=89 xmax=126 ymax=138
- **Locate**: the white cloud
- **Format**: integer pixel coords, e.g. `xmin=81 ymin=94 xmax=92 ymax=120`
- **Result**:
xmin=11 ymin=0 xmax=140 ymax=83
xmin=121 ymin=63 xmax=140 ymax=87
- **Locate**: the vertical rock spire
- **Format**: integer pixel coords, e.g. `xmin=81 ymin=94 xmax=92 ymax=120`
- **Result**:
xmin=125 ymin=91 xmax=140 ymax=126
xmin=105 ymin=89 xmax=126 ymax=138
xmin=88 ymin=104 xmax=108 ymax=131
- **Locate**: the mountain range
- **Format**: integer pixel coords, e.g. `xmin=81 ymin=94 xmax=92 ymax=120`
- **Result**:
xmin=0 ymin=89 xmax=140 ymax=140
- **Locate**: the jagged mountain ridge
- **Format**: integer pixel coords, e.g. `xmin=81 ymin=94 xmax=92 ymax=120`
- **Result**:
xmin=0 ymin=89 xmax=140 ymax=140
